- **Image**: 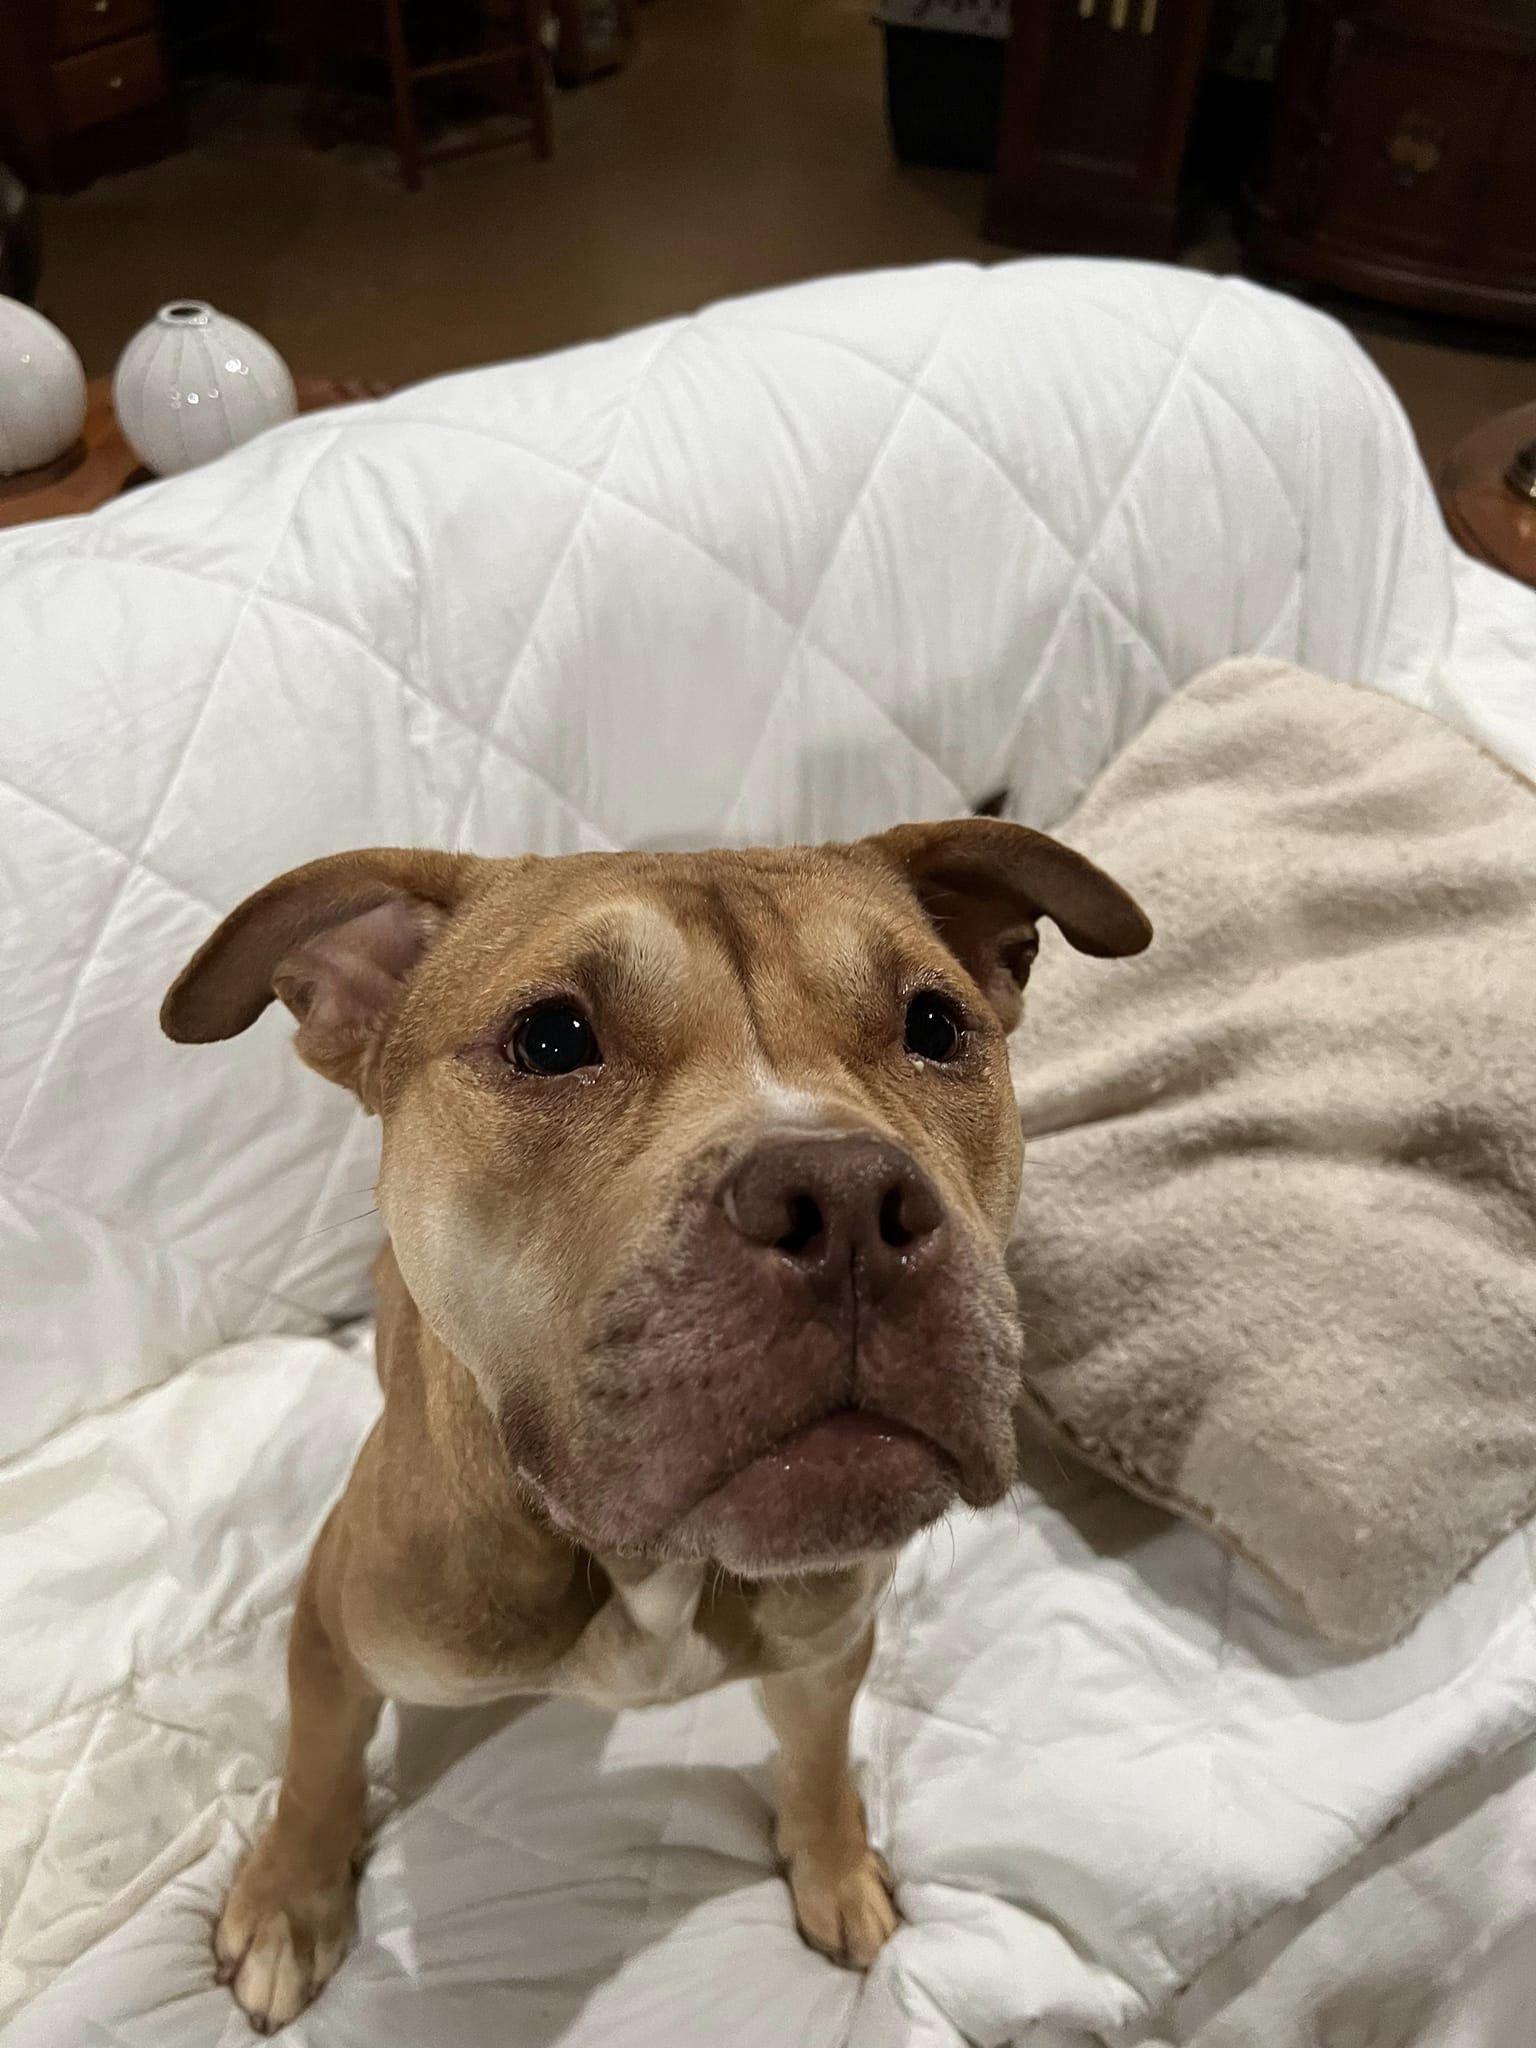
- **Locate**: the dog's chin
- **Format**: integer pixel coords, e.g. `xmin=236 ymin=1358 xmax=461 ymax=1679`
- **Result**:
xmin=663 ymin=1410 xmax=963 ymax=1578
xmin=524 ymin=1410 xmax=972 ymax=1577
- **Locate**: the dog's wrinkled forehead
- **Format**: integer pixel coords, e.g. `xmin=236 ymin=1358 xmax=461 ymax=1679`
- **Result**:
xmin=159 ymin=821 xmax=1149 ymax=1114
xmin=406 ymin=850 xmax=937 ymax=1059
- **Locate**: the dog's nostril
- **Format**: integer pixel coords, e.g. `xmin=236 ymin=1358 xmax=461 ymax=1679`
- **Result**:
xmin=776 ymin=1193 xmax=824 ymax=1256
xmin=879 ymin=1184 xmax=914 ymax=1249
xmin=720 ymin=1139 xmax=943 ymax=1274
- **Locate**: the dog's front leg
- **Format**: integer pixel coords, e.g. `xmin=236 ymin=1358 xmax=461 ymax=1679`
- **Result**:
xmin=760 ymin=1627 xmax=899 ymax=1970
xmin=215 ymin=1515 xmax=380 ymax=2032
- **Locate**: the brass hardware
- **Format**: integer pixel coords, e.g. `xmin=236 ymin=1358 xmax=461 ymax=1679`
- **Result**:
xmin=107 ymin=72 xmax=123 ymax=87
xmin=1079 ymin=0 xmax=1157 ymax=31
xmin=1386 ymin=115 xmax=1442 ymax=184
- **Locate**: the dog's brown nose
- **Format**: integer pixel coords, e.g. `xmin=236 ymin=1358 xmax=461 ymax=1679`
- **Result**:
xmin=719 ymin=1137 xmax=946 ymax=1301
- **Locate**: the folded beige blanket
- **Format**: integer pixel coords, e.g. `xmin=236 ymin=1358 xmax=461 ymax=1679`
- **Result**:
xmin=1009 ymin=659 xmax=1536 ymax=1650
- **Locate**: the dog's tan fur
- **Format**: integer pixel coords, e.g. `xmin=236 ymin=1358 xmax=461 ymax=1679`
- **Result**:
xmin=163 ymin=821 xmax=1148 ymax=2031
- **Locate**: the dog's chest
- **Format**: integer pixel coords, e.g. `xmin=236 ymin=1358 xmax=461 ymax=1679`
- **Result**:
xmin=547 ymin=1561 xmax=731 ymax=1709
xmin=359 ymin=1561 xmax=732 ymax=1711
xmin=358 ymin=1558 xmax=880 ymax=1712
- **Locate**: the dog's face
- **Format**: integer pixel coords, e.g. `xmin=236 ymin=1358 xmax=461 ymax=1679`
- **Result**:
xmin=163 ymin=824 xmax=1148 ymax=1576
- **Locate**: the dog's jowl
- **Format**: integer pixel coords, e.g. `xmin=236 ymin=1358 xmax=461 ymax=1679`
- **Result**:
xmin=162 ymin=817 xmax=1149 ymax=2030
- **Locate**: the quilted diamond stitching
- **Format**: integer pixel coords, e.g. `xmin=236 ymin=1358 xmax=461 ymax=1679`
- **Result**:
xmin=279 ymin=272 xmax=1254 ymax=815
xmin=311 ymin=412 xmax=977 ymax=811
xmin=2 ymin=776 xmax=224 ymax=921
xmin=665 ymin=300 xmax=1185 ymax=717
xmin=338 ymin=370 xmax=1020 ymax=822
xmin=783 ymin=658 xmax=971 ymax=819
xmin=9 ymin=540 xmax=625 ymax=857
xmin=901 ymin=386 xmax=1175 ymax=680
xmin=986 ymin=288 xmax=1228 ymax=779
xmin=1033 ymin=282 xmax=1305 ymax=541
xmin=450 ymin=319 xmax=694 ymax=848
xmin=342 ymin=414 xmax=805 ymax=640
xmin=0 ymin=427 xmax=348 ymax=1172
xmin=722 ymin=275 xmax=993 ymax=835
xmin=716 ymin=275 xmax=1304 ymax=646
xmin=3 ymin=545 xmax=625 ymax=1346
xmin=362 ymin=415 xmax=962 ymax=840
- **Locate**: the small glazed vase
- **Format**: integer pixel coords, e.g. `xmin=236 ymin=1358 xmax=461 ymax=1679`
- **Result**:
xmin=0 ymin=294 xmax=87 ymax=477
xmin=113 ymin=300 xmax=297 ymax=478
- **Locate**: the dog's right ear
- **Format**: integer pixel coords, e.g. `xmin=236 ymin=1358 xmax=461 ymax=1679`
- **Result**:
xmin=161 ymin=848 xmax=479 ymax=1105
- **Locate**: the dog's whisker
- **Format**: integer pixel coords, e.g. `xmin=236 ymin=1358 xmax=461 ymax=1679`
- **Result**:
xmin=296 ymin=1207 xmax=379 ymax=1240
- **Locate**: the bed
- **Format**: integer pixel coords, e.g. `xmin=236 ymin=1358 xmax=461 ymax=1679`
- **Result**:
xmin=4 ymin=256 xmax=1535 ymax=2046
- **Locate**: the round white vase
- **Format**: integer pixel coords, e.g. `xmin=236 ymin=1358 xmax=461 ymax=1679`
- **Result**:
xmin=113 ymin=301 xmax=297 ymax=478
xmin=0 ymin=295 xmax=88 ymax=478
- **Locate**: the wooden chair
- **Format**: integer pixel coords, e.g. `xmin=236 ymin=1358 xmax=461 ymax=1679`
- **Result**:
xmin=299 ymin=0 xmax=552 ymax=192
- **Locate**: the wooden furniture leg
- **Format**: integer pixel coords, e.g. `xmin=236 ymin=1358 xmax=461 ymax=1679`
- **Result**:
xmin=527 ymin=6 xmax=553 ymax=161
xmin=300 ymin=0 xmax=551 ymax=191
xmin=381 ymin=0 xmax=425 ymax=192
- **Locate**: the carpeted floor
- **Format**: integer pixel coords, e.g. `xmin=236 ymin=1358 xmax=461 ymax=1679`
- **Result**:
xmin=33 ymin=0 xmax=1535 ymax=474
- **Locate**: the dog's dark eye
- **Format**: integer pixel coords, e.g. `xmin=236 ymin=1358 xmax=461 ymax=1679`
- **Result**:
xmin=904 ymin=992 xmax=965 ymax=1064
xmin=505 ymin=1003 xmax=601 ymax=1076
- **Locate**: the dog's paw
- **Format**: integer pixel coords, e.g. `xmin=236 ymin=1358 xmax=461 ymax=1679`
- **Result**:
xmin=214 ymin=1836 xmax=357 ymax=2032
xmin=787 ymin=1846 xmax=900 ymax=1970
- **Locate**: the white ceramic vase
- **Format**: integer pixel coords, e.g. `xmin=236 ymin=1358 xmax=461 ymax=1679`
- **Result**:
xmin=113 ymin=301 xmax=297 ymax=478
xmin=0 ymin=295 xmax=87 ymax=478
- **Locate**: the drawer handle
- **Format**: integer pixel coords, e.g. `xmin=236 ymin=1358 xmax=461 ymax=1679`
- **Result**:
xmin=1386 ymin=112 xmax=1443 ymax=185
xmin=108 ymin=72 xmax=124 ymax=88
xmin=93 ymin=1 xmax=111 ymax=13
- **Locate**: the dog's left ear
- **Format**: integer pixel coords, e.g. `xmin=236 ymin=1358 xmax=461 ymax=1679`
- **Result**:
xmin=862 ymin=817 xmax=1151 ymax=1030
xmin=161 ymin=847 xmax=480 ymax=1107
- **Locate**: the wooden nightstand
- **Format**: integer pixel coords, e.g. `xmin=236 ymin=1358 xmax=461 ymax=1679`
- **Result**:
xmin=0 ymin=377 xmax=392 ymax=531
xmin=0 ymin=0 xmax=185 ymax=193
xmin=1438 ymin=403 xmax=1536 ymax=591
xmin=1247 ymin=0 xmax=1536 ymax=329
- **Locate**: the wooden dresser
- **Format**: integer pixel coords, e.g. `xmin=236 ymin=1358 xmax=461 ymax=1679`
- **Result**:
xmin=1246 ymin=0 xmax=1536 ymax=327
xmin=0 ymin=0 xmax=184 ymax=193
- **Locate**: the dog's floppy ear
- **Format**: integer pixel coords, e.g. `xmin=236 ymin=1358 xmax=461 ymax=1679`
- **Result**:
xmin=161 ymin=847 xmax=479 ymax=1105
xmin=863 ymin=817 xmax=1151 ymax=1031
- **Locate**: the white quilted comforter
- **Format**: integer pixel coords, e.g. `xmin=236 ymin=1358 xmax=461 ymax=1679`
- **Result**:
xmin=5 ymin=259 xmax=1536 ymax=2048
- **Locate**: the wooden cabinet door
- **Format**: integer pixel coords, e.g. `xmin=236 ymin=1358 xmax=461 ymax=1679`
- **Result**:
xmin=1468 ymin=61 xmax=1536 ymax=288
xmin=1307 ymin=25 xmax=1508 ymax=267
xmin=986 ymin=0 xmax=1214 ymax=258
xmin=1247 ymin=0 xmax=1536 ymax=325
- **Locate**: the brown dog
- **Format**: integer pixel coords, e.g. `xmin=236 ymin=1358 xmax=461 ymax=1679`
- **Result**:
xmin=161 ymin=818 xmax=1149 ymax=2031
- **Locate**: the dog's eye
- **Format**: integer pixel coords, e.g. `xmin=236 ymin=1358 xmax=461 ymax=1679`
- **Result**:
xmin=505 ymin=1003 xmax=601 ymax=1076
xmin=903 ymin=992 xmax=965 ymax=1064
